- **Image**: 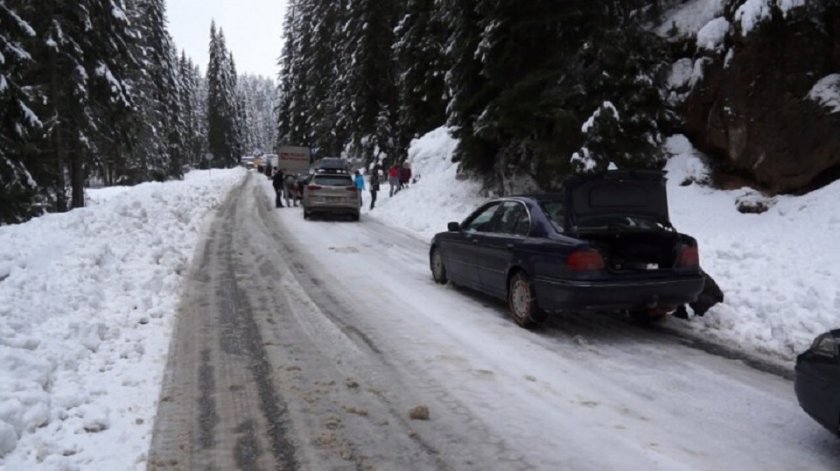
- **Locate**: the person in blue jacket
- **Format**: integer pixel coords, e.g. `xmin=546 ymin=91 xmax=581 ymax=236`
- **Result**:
xmin=354 ymin=170 xmax=366 ymax=207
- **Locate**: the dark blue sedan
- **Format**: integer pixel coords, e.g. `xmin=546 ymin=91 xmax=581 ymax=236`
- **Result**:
xmin=795 ymin=330 xmax=840 ymax=437
xmin=429 ymin=170 xmax=705 ymax=327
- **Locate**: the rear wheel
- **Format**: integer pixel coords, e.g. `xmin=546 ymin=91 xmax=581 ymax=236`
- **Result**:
xmin=430 ymin=247 xmax=447 ymax=284
xmin=507 ymin=271 xmax=545 ymax=328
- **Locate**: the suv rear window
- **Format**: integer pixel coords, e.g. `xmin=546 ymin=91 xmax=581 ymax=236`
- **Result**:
xmin=313 ymin=175 xmax=353 ymax=187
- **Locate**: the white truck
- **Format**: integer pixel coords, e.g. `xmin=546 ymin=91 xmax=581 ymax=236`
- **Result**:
xmin=277 ymin=146 xmax=311 ymax=176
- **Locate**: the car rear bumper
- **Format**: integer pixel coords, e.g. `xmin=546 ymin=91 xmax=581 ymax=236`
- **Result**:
xmin=533 ymin=274 xmax=705 ymax=312
xmin=305 ymin=203 xmax=359 ymax=215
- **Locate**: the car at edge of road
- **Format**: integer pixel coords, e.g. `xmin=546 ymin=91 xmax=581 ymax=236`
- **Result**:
xmin=429 ymin=170 xmax=706 ymax=327
xmin=302 ymin=172 xmax=361 ymax=221
xmin=795 ymin=329 xmax=840 ymax=437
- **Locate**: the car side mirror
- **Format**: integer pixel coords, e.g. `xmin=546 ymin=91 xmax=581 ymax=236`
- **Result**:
xmin=447 ymin=222 xmax=461 ymax=232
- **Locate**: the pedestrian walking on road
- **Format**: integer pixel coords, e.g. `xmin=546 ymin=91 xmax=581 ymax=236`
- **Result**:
xmin=369 ymin=171 xmax=380 ymax=210
xmin=283 ymin=173 xmax=299 ymax=207
xmin=272 ymin=168 xmax=285 ymax=208
xmin=354 ymin=170 xmax=366 ymax=207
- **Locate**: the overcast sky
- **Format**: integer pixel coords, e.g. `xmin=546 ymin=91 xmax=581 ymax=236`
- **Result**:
xmin=167 ymin=0 xmax=288 ymax=80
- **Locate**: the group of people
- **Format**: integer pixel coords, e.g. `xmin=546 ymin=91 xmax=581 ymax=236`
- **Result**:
xmin=271 ymin=168 xmax=303 ymax=208
xmin=388 ymin=162 xmax=412 ymax=197
xmin=271 ymin=160 xmax=415 ymax=211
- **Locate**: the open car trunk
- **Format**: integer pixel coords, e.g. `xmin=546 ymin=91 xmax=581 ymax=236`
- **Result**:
xmin=578 ymin=230 xmax=685 ymax=273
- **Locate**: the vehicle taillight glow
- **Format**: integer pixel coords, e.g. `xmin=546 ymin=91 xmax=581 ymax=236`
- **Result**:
xmin=307 ymin=185 xmax=322 ymax=190
xmin=566 ymin=249 xmax=605 ymax=271
xmin=346 ymin=186 xmax=357 ymax=192
xmin=677 ymin=245 xmax=699 ymax=268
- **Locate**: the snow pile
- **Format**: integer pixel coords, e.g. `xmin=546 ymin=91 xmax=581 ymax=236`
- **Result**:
xmin=735 ymin=0 xmax=807 ymax=36
xmin=363 ymin=127 xmax=485 ymax=240
xmin=805 ymin=74 xmax=840 ymax=114
xmin=663 ymin=135 xmax=839 ymax=359
xmin=655 ymin=0 xmax=727 ymax=39
xmin=0 ymin=168 xmax=245 ymax=469
xmin=696 ymin=17 xmax=730 ymax=52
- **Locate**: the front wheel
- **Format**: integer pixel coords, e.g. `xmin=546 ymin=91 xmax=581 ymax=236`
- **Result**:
xmin=507 ymin=271 xmax=545 ymax=328
xmin=430 ymin=247 xmax=448 ymax=284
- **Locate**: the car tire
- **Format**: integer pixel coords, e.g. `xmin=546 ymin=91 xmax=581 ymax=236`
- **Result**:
xmin=303 ymin=210 xmax=310 ymax=220
xmin=351 ymin=213 xmax=360 ymax=222
xmin=430 ymin=247 xmax=447 ymax=284
xmin=507 ymin=271 xmax=545 ymax=328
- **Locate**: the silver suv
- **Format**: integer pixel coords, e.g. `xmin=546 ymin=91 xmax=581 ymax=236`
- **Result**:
xmin=302 ymin=173 xmax=361 ymax=220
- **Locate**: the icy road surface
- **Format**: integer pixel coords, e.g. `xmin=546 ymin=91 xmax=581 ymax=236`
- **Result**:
xmin=148 ymin=172 xmax=840 ymax=470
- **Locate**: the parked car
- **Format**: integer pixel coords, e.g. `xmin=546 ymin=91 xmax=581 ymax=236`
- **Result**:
xmin=795 ymin=330 xmax=840 ymax=437
xmin=302 ymin=173 xmax=360 ymax=220
xmin=429 ymin=170 xmax=705 ymax=327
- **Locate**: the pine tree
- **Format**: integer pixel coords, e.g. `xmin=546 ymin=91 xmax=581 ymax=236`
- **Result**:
xmin=393 ymin=0 xmax=449 ymax=155
xmin=338 ymin=0 xmax=401 ymax=163
xmin=11 ymin=0 xmax=136 ymax=210
xmin=239 ymin=74 xmax=279 ymax=155
xmin=439 ymin=0 xmax=495 ymax=171
xmin=0 ymin=3 xmax=43 ymax=223
xmin=443 ymin=1 xmax=669 ymax=189
xmin=121 ymin=0 xmax=185 ymax=183
xmin=206 ymin=24 xmax=240 ymax=167
xmin=276 ymin=0 xmax=315 ymax=151
xmin=179 ymin=53 xmax=208 ymax=167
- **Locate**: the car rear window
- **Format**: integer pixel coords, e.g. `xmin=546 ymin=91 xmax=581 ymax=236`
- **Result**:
xmin=540 ymin=201 xmax=565 ymax=232
xmin=313 ymin=175 xmax=353 ymax=187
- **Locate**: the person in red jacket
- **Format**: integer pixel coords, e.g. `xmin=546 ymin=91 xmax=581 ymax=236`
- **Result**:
xmin=388 ymin=164 xmax=400 ymax=196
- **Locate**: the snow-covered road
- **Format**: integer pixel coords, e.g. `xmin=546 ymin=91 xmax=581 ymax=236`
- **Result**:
xmin=192 ymin=173 xmax=840 ymax=469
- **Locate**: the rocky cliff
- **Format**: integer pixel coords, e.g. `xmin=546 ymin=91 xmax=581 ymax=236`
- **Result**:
xmin=662 ymin=0 xmax=840 ymax=194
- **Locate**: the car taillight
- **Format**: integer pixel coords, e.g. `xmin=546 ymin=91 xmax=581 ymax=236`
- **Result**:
xmin=345 ymin=186 xmax=357 ymax=192
xmin=566 ymin=249 xmax=605 ymax=271
xmin=308 ymin=184 xmax=322 ymax=190
xmin=677 ymin=245 xmax=699 ymax=268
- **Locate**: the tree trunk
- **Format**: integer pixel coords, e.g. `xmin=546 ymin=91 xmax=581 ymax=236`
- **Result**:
xmin=49 ymin=46 xmax=67 ymax=212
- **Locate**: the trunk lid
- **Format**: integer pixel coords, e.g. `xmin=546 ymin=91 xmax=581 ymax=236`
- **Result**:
xmin=565 ymin=170 xmax=669 ymax=230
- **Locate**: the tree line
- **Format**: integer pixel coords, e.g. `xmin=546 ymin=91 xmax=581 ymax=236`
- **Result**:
xmin=0 ymin=1 xmax=277 ymax=224
xmin=276 ymin=0 xmax=671 ymax=192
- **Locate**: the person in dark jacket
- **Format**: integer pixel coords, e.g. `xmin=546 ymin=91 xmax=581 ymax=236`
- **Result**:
xmin=272 ymin=168 xmax=285 ymax=208
xmin=369 ymin=171 xmax=380 ymax=210
xmin=399 ymin=162 xmax=412 ymax=190
xmin=674 ymin=271 xmax=724 ymax=319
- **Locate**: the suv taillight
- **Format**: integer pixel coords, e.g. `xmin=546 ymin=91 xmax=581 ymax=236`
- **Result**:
xmin=566 ymin=249 xmax=605 ymax=271
xmin=677 ymin=245 xmax=699 ymax=268
xmin=345 ymin=186 xmax=357 ymax=192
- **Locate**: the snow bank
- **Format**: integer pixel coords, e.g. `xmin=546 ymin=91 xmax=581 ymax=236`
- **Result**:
xmin=805 ymin=74 xmax=840 ymax=114
xmin=659 ymin=0 xmax=807 ymax=40
xmin=655 ymin=0 xmax=727 ymax=39
xmin=735 ymin=0 xmax=806 ymax=36
xmin=696 ymin=17 xmax=730 ymax=52
xmin=664 ymin=135 xmax=839 ymax=360
xmin=0 ymin=168 xmax=245 ymax=469
xmin=362 ymin=127 xmax=485 ymax=240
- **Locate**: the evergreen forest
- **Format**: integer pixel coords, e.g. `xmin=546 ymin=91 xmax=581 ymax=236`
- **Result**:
xmin=0 ymin=1 xmax=275 ymax=224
